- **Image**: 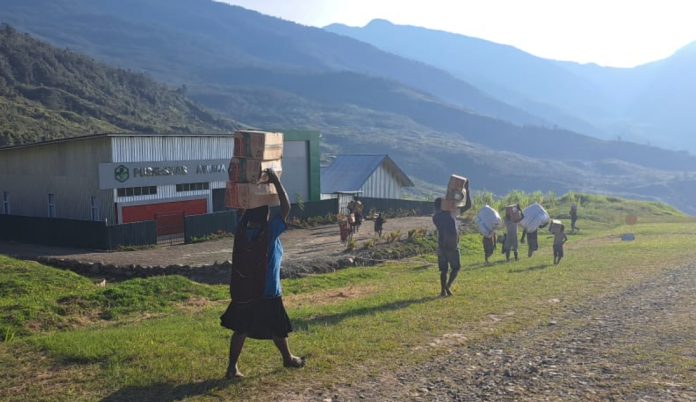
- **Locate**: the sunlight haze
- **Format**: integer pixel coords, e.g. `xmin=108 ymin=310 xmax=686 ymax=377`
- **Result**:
xmin=219 ymin=0 xmax=696 ymax=67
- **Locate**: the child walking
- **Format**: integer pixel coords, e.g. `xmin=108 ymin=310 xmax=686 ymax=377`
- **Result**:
xmin=553 ymin=226 xmax=568 ymax=265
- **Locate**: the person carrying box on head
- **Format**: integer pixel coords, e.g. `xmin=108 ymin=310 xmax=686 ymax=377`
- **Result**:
xmin=432 ymin=178 xmax=471 ymax=297
xmin=220 ymin=168 xmax=305 ymax=379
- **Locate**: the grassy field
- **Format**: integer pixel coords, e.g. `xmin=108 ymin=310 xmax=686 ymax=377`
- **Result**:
xmin=1 ymin=195 xmax=694 ymax=401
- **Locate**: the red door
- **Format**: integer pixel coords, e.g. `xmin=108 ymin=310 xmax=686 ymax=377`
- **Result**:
xmin=122 ymin=199 xmax=207 ymax=236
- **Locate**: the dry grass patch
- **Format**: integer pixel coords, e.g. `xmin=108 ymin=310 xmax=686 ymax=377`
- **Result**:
xmin=285 ymin=285 xmax=378 ymax=309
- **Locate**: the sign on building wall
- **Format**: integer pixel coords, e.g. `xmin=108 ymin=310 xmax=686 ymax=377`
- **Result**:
xmin=98 ymin=159 xmax=229 ymax=189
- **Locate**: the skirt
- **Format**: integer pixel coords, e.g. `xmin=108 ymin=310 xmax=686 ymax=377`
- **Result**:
xmin=220 ymin=297 xmax=293 ymax=340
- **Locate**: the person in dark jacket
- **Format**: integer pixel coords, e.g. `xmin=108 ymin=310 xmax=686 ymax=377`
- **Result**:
xmin=220 ymin=169 xmax=304 ymax=379
xmin=570 ymin=204 xmax=579 ymax=233
xmin=374 ymin=213 xmax=385 ymax=237
xmin=432 ymin=180 xmax=471 ymax=297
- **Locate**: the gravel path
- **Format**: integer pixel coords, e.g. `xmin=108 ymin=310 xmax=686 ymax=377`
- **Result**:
xmin=302 ymin=263 xmax=696 ymax=401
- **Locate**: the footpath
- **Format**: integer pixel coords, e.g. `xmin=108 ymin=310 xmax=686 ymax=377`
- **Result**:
xmin=293 ymin=263 xmax=696 ymax=401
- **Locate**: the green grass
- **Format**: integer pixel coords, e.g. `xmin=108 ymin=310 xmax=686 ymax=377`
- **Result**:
xmin=1 ymin=194 xmax=695 ymax=401
xmin=0 ymin=257 xmax=226 ymax=340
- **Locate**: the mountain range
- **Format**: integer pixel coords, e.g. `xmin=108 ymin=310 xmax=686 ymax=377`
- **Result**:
xmin=1 ymin=0 xmax=696 ymax=213
xmin=326 ymin=19 xmax=696 ymax=152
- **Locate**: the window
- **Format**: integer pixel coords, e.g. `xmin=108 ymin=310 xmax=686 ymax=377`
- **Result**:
xmin=2 ymin=192 xmax=8 ymax=215
xmin=117 ymin=186 xmax=157 ymax=197
xmin=176 ymin=182 xmax=210 ymax=192
xmin=90 ymin=196 xmax=100 ymax=221
xmin=48 ymin=193 xmax=56 ymax=218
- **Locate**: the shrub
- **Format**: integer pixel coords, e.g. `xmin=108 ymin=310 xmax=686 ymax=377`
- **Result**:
xmin=386 ymin=231 xmax=401 ymax=243
xmin=362 ymin=239 xmax=376 ymax=249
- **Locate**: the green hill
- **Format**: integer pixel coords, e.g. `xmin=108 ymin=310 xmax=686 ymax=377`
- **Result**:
xmin=0 ymin=25 xmax=238 ymax=146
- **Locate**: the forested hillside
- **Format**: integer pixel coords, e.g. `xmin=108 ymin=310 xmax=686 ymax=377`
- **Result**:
xmin=0 ymin=25 xmax=237 ymax=146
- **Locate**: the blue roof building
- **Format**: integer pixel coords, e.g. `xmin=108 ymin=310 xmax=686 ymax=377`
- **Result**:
xmin=320 ymin=155 xmax=414 ymax=201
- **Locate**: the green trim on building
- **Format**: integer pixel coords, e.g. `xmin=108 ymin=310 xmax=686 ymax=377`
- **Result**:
xmin=282 ymin=130 xmax=321 ymax=202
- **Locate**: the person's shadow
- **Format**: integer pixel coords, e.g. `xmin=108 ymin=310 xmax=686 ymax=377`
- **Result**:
xmin=507 ymin=264 xmax=550 ymax=273
xmin=101 ymin=379 xmax=230 ymax=402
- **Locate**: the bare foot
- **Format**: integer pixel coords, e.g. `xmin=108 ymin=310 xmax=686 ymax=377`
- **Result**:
xmin=225 ymin=365 xmax=244 ymax=380
xmin=283 ymin=355 xmax=306 ymax=368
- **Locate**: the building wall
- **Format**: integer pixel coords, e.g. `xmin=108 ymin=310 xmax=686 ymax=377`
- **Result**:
xmin=282 ymin=130 xmax=321 ymax=201
xmin=283 ymin=141 xmax=309 ymax=203
xmin=1 ymin=133 xmax=318 ymax=224
xmin=109 ymin=135 xmax=233 ymax=223
xmin=360 ymin=164 xmax=403 ymax=199
xmin=0 ymin=137 xmax=114 ymax=222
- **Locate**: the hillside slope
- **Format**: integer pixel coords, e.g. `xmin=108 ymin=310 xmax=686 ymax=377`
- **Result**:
xmin=0 ymin=25 xmax=237 ymax=146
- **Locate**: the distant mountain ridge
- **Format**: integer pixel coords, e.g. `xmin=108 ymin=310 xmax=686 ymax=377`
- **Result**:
xmin=1 ymin=1 xmax=696 ymax=213
xmin=0 ymin=24 xmax=237 ymax=146
xmin=326 ymin=19 xmax=696 ymax=152
xmin=0 ymin=0 xmax=541 ymax=127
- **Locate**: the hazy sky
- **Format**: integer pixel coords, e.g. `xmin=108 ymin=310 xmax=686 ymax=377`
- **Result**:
xmin=218 ymin=0 xmax=696 ymax=67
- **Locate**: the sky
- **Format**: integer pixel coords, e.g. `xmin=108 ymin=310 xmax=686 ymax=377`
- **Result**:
xmin=218 ymin=0 xmax=696 ymax=67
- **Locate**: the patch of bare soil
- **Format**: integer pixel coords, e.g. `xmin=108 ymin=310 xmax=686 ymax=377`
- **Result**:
xmin=284 ymin=286 xmax=378 ymax=309
xmin=289 ymin=263 xmax=696 ymax=401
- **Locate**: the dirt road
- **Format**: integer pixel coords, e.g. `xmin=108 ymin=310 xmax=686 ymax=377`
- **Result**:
xmin=0 ymin=216 xmax=434 ymax=269
xmin=300 ymin=263 xmax=696 ymax=401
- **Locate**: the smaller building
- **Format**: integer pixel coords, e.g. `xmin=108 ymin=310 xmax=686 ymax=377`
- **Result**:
xmin=320 ymin=154 xmax=414 ymax=212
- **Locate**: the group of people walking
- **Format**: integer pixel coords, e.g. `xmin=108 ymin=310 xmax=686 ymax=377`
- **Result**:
xmin=433 ymin=180 xmax=578 ymax=297
xmin=219 ymin=171 xmax=579 ymax=377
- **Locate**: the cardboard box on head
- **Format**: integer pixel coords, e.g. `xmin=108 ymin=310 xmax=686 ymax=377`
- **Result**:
xmin=446 ymin=175 xmax=468 ymax=207
xmin=233 ymin=130 xmax=284 ymax=160
xmin=549 ymin=219 xmax=565 ymax=234
xmin=224 ymin=182 xmax=280 ymax=210
xmin=228 ymin=159 xmax=283 ymax=183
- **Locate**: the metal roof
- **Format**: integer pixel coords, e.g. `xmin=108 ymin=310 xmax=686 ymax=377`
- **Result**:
xmin=0 ymin=132 xmax=234 ymax=152
xmin=320 ymin=154 xmax=414 ymax=194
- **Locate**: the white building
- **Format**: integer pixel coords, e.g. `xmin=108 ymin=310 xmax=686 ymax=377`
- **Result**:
xmin=320 ymin=154 xmax=414 ymax=212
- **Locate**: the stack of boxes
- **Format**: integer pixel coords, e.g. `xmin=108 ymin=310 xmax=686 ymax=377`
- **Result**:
xmin=441 ymin=174 xmax=468 ymax=212
xmin=225 ymin=130 xmax=284 ymax=209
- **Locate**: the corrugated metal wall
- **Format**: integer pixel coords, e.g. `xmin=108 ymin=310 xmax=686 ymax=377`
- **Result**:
xmin=360 ymin=164 xmax=402 ymax=199
xmin=0 ymin=137 xmax=114 ymax=222
xmin=111 ymin=136 xmax=233 ymax=162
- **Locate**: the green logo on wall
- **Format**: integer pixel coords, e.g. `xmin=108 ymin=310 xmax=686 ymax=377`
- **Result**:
xmin=114 ymin=165 xmax=129 ymax=183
